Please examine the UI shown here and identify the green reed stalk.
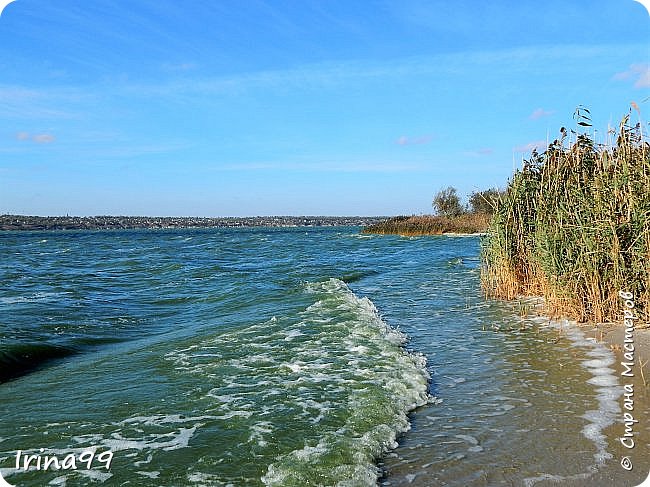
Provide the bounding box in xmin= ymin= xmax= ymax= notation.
xmin=481 ymin=110 xmax=650 ymax=324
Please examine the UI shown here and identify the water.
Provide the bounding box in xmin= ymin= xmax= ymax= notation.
xmin=0 ymin=227 xmax=647 ymax=486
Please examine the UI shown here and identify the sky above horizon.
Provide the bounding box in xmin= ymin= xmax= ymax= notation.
xmin=1 ymin=0 xmax=649 ymax=216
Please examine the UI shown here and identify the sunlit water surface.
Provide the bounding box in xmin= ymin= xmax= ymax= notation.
xmin=0 ymin=228 xmax=647 ymax=486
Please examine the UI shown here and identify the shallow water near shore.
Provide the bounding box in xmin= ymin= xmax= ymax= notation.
xmin=0 ymin=227 xmax=647 ymax=486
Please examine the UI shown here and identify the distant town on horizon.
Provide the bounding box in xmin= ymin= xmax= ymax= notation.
xmin=0 ymin=214 xmax=388 ymax=231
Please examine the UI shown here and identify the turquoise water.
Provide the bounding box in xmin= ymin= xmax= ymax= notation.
xmin=0 ymin=228 xmax=647 ymax=486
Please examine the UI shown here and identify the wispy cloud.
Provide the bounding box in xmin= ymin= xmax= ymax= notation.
xmin=529 ymin=108 xmax=554 ymax=120
xmin=396 ymin=135 xmax=433 ymax=146
xmin=59 ymin=138 xmax=192 ymax=160
xmin=3 ymin=44 xmax=640 ymax=112
xmin=162 ymin=62 xmax=197 ymax=72
xmin=513 ymin=140 xmax=546 ymax=152
xmin=0 ymin=85 xmax=90 ymax=119
xmin=15 ymin=131 xmax=56 ymax=144
xmin=33 ymin=133 xmax=56 ymax=144
xmin=213 ymin=160 xmax=424 ymax=173
xmin=120 ymin=44 xmax=639 ymax=99
xmin=614 ymin=63 xmax=650 ymax=88
xmin=95 ymin=142 xmax=189 ymax=158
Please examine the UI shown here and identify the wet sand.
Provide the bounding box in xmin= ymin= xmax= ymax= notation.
xmin=560 ymin=322 xmax=650 ymax=486
xmin=381 ymin=313 xmax=650 ymax=487
xmin=595 ymin=323 xmax=650 ymax=367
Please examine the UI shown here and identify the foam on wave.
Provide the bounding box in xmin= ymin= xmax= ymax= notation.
xmin=164 ymin=277 xmax=431 ymax=486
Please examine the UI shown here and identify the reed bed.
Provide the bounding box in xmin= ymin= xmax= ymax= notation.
xmin=362 ymin=213 xmax=490 ymax=236
xmin=482 ymin=110 xmax=650 ymax=324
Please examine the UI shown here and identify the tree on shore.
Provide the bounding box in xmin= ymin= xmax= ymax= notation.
xmin=468 ymin=188 xmax=505 ymax=215
xmin=432 ymin=187 xmax=465 ymax=217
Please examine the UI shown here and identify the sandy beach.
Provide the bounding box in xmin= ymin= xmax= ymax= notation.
xmin=584 ymin=322 xmax=650 ymax=485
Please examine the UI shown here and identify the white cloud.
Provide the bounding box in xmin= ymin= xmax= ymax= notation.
xmin=529 ymin=108 xmax=554 ymax=120
xmin=396 ymin=135 xmax=432 ymax=146
xmin=14 ymin=131 xmax=56 ymax=144
xmin=614 ymin=63 xmax=650 ymax=88
xmin=32 ymin=133 xmax=56 ymax=144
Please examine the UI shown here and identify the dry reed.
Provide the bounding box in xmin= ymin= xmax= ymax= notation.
xmin=481 ymin=109 xmax=649 ymax=324
xmin=362 ymin=213 xmax=491 ymax=236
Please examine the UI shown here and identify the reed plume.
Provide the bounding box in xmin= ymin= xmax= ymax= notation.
xmin=482 ymin=108 xmax=650 ymax=324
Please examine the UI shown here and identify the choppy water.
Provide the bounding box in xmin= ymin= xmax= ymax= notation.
xmin=0 ymin=228 xmax=647 ymax=486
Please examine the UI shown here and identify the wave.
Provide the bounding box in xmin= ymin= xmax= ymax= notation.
xmin=339 ymin=269 xmax=378 ymax=284
xmin=261 ymin=279 xmax=431 ymax=486
xmin=0 ymin=291 xmax=71 ymax=305
xmin=0 ymin=335 xmax=127 ymax=384
xmin=0 ymin=342 xmax=79 ymax=383
xmin=163 ymin=278 xmax=431 ymax=486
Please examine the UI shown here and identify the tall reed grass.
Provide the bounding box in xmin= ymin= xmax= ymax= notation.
xmin=482 ymin=109 xmax=649 ymax=324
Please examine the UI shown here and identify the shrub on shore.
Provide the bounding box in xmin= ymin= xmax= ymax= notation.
xmin=433 ymin=186 xmax=465 ymax=217
xmin=469 ymin=188 xmax=505 ymax=215
xmin=362 ymin=185 xmax=499 ymax=236
xmin=481 ymin=109 xmax=649 ymax=324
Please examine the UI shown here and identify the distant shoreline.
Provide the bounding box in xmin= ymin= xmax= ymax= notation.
xmin=0 ymin=215 xmax=388 ymax=232
xmin=361 ymin=214 xmax=491 ymax=236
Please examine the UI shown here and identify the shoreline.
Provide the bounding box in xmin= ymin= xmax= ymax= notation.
xmin=0 ymin=215 xmax=387 ymax=231
xmin=588 ymin=323 xmax=650 ymax=370
xmin=487 ymin=294 xmax=649 ymax=483
xmin=588 ymin=322 xmax=650 ymax=484
xmin=557 ymin=318 xmax=650 ymax=484
xmin=379 ymin=232 xmax=486 ymax=237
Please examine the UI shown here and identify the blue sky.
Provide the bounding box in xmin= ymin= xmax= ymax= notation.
xmin=0 ymin=0 xmax=648 ymax=216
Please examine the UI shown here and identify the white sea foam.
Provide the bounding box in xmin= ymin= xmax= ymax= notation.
xmin=187 ymin=471 xmax=237 ymax=486
xmin=48 ymin=476 xmax=68 ymax=485
xmin=101 ymin=426 xmax=197 ymax=452
xmin=283 ymin=329 xmax=304 ymax=341
xmin=133 ymin=453 xmax=153 ymax=467
xmin=15 ymin=412 xmax=213 ymax=480
xmin=284 ymin=362 xmax=303 ymax=373
xmin=0 ymin=291 xmax=70 ymax=305
xmin=527 ymin=315 xmax=622 ymax=482
xmin=161 ymin=278 xmax=431 ymax=486
xmin=77 ymin=469 xmax=113 ymax=483
xmin=258 ymin=279 xmax=431 ymax=485
xmin=455 ymin=434 xmax=479 ymax=445
xmin=137 ymin=470 xmax=160 ymax=478
xmin=118 ymin=414 xmax=218 ymax=426
xmin=582 ymin=357 xmax=615 ymax=368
